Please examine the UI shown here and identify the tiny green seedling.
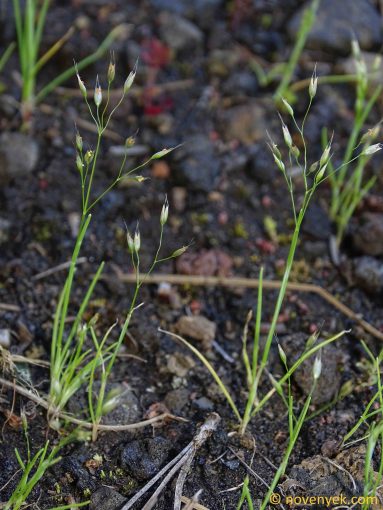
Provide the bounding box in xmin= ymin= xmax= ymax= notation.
xmin=12 ymin=0 xmax=125 ymax=126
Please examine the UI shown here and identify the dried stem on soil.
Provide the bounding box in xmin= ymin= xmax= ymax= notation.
xmin=121 ymin=413 xmax=221 ymax=510
xmin=110 ymin=272 xmax=383 ymax=342
xmin=0 ymin=376 xmax=186 ymax=432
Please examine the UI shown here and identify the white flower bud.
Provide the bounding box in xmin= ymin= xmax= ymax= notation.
xmin=282 ymin=97 xmax=294 ymax=117
xmin=351 ymin=38 xmax=361 ymax=60
xmin=309 ymin=66 xmax=318 ymax=99
xmin=124 ymin=60 xmax=138 ymax=94
xmin=278 ymin=344 xmax=287 ymax=365
xmin=291 ymin=145 xmax=300 ymax=159
xmin=84 ymin=150 xmax=94 ymax=165
xmin=94 ymin=76 xmax=102 ymax=107
xmin=363 ymin=143 xmax=382 ymax=156
xmin=282 ymin=123 xmax=293 ymax=149
xmin=76 ymin=154 xmax=83 ymax=173
xmin=160 ymin=196 xmax=169 ymax=226
xmin=134 ymin=226 xmax=140 ymax=253
xmin=76 ymin=71 xmax=87 ymax=98
xmin=151 ymin=148 xmax=173 ymax=159
xmin=75 ymin=132 xmax=83 ymax=153
xmin=313 ymin=355 xmax=322 ymax=380
xmin=320 ymin=142 xmax=331 ymax=168
xmin=127 ymin=231 xmax=134 ymax=253
xmin=315 ymin=161 xmax=328 ymax=183
xmin=107 ymin=61 xmax=115 ymax=84
xmin=171 ymin=246 xmax=188 ymax=258
xmin=273 ymin=153 xmax=286 ymax=173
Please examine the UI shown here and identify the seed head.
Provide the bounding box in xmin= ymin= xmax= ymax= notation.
xmin=308 ymin=161 xmax=319 ymax=173
xmin=269 ymin=141 xmax=282 ymax=160
xmin=75 ymin=131 xmax=83 ymax=152
xmin=291 ymin=145 xmax=300 ymax=159
xmin=360 ymin=125 xmax=380 ymax=144
xmin=313 ymin=355 xmax=322 ymax=380
xmin=363 ymin=143 xmax=382 ymax=156
xmin=278 ymin=344 xmax=287 ymax=365
xmin=309 ymin=65 xmax=318 ymax=99
xmin=132 ymin=175 xmax=147 ymax=182
xmin=134 ymin=225 xmax=141 ymax=253
xmin=107 ymin=60 xmax=115 ymax=84
xmin=273 ymin=153 xmax=286 ymax=173
xmin=125 ymin=136 xmax=135 ymax=147
xmin=151 ymin=148 xmax=173 ymax=159
xmin=76 ymin=71 xmax=87 ymax=98
xmin=171 ymin=246 xmax=188 ymax=258
xmin=94 ymin=76 xmax=102 ymax=107
xmin=160 ymin=195 xmax=169 ymax=226
xmin=84 ymin=150 xmax=94 ymax=165
xmin=282 ymin=123 xmax=293 ymax=149
xmin=320 ymin=139 xmax=332 ymax=168
xmin=76 ymin=154 xmax=83 ymax=173
xmin=351 ymin=38 xmax=361 ymax=60
xmin=315 ymin=161 xmax=328 ymax=183
xmin=127 ymin=231 xmax=134 ymax=253
xmin=282 ymin=97 xmax=294 ymax=117
xmin=124 ymin=59 xmax=138 ymax=94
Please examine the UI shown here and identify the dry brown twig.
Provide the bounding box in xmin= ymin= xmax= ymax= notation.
xmin=111 ymin=272 xmax=383 ymax=342
xmin=121 ymin=413 xmax=220 ymax=510
xmin=0 ymin=376 xmax=186 ymax=432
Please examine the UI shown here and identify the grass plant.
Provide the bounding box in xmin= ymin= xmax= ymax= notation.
xmin=47 ymin=60 xmax=183 ymax=437
xmin=323 ymin=40 xmax=382 ymax=245
xmin=4 ymin=415 xmax=85 ymax=510
xmin=12 ymin=0 xmax=125 ymax=125
xmin=163 ymin=76 xmax=374 ymax=439
xmin=273 ymin=0 xmax=319 ymax=101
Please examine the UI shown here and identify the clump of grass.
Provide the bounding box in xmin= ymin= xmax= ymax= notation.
xmin=12 ymin=0 xmax=125 ymax=125
xmin=4 ymin=413 xmax=87 ymax=510
xmin=324 ymin=39 xmax=382 ymax=245
xmin=47 ymin=60 xmax=184 ymax=436
xmin=342 ymin=342 xmax=383 ymax=508
xmin=161 ymin=75 xmax=372 ymax=437
xmin=273 ymin=0 xmax=319 ymax=101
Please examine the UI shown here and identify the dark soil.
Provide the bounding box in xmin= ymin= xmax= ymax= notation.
xmin=1 ymin=1 xmax=383 ymax=509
